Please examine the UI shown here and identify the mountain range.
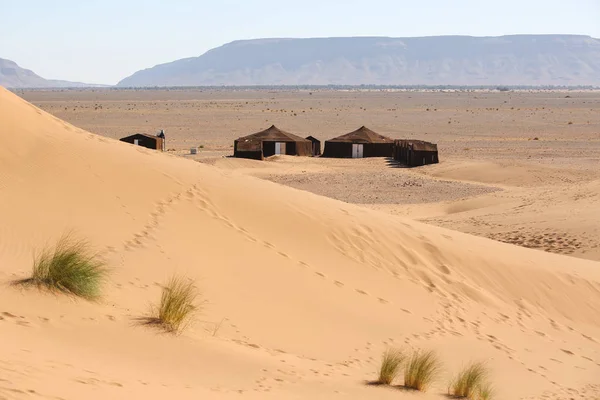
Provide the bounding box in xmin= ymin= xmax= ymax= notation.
xmin=117 ymin=35 xmax=600 ymax=87
xmin=3 ymin=35 xmax=600 ymax=88
xmin=0 ymin=58 xmax=101 ymax=88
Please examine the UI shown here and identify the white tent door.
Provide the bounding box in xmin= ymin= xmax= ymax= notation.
xmin=134 ymin=139 xmax=139 ymax=146
xmin=275 ymin=142 xmax=286 ymax=155
xmin=352 ymin=144 xmax=364 ymax=158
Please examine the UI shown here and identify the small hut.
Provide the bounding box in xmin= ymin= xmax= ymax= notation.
xmin=393 ymin=139 xmax=439 ymax=167
xmin=120 ymin=132 xmax=165 ymax=151
xmin=322 ymin=126 xmax=394 ymax=158
xmin=305 ymin=136 xmax=321 ymax=156
xmin=233 ymin=125 xmax=312 ymax=160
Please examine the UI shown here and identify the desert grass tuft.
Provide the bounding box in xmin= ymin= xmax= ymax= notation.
xmin=151 ymin=275 xmax=199 ymax=333
xmin=17 ymin=235 xmax=107 ymax=300
xmin=376 ymin=348 xmax=405 ymax=385
xmin=448 ymin=361 xmax=491 ymax=399
xmin=404 ymin=350 xmax=441 ymax=392
xmin=476 ymin=382 xmax=494 ymax=400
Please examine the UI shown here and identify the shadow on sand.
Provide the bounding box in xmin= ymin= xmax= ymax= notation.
xmin=385 ymin=157 xmax=410 ymax=169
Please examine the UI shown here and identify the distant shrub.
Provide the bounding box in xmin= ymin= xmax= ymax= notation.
xmin=17 ymin=235 xmax=107 ymax=300
xmin=404 ymin=350 xmax=441 ymax=392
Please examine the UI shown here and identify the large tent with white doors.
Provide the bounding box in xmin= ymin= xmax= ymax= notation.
xmin=322 ymin=126 xmax=394 ymax=158
xmin=233 ymin=125 xmax=313 ymax=160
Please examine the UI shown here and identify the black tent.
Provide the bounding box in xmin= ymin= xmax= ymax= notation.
xmin=120 ymin=133 xmax=165 ymax=151
xmin=393 ymin=139 xmax=439 ymax=167
xmin=322 ymin=126 xmax=394 ymax=158
xmin=234 ymin=125 xmax=312 ymax=160
xmin=305 ymin=136 xmax=321 ymax=156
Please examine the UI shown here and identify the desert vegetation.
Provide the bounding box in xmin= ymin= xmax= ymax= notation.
xmin=371 ymin=349 xmax=495 ymax=397
xmin=146 ymin=275 xmax=200 ymax=333
xmin=448 ymin=362 xmax=493 ymax=399
xmin=376 ymin=348 xmax=405 ymax=385
xmin=16 ymin=234 xmax=107 ymax=300
xmin=403 ymin=350 xmax=442 ymax=392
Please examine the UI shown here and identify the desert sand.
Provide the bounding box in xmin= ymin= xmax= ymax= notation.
xmin=18 ymin=88 xmax=600 ymax=260
xmin=2 ymin=87 xmax=600 ymax=399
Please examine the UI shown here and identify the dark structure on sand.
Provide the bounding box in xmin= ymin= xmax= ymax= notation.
xmin=305 ymin=136 xmax=321 ymax=156
xmin=322 ymin=126 xmax=394 ymax=158
xmin=393 ymin=139 xmax=439 ymax=167
xmin=233 ymin=125 xmax=315 ymax=160
xmin=120 ymin=130 xmax=165 ymax=151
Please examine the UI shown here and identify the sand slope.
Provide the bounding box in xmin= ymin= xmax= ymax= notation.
xmin=372 ymin=160 xmax=600 ymax=261
xmin=1 ymin=87 xmax=600 ymax=399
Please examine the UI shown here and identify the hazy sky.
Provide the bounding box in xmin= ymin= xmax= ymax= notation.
xmin=1 ymin=0 xmax=599 ymax=84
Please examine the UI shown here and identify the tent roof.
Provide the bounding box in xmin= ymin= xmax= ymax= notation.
xmin=236 ymin=125 xmax=310 ymax=143
xmin=326 ymin=126 xmax=394 ymax=144
xmin=120 ymin=133 xmax=161 ymax=141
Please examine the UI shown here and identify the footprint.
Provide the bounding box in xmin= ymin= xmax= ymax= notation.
xmin=277 ymin=252 xmax=290 ymax=259
xmin=435 ymin=264 xmax=452 ymax=275
xmin=355 ymin=289 xmax=369 ymax=296
xmin=334 ymin=281 xmax=345 ymax=287
xmin=582 ymin=334 xmax=596 ymax=342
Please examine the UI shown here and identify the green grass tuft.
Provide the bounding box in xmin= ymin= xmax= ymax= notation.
xmin=449 ymin=362 xmax=491 ymax=399
xmin=153 ymin=275 xmax=199 ymax=333
xmin=18 ymin=235 xmax=107 ymax=300
xmin=404 ymin=350 xmax=441 ymax=392
xmin=377 ymin=348 xmax=405 ymax=385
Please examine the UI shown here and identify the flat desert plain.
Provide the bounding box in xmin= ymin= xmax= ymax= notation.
xmin=1 ymin=87 xmax=599 ymax=400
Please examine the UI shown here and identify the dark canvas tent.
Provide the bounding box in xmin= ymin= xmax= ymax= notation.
xmin=120 ymin=133 xmax=165 ymax=151
xmin=305 ymin=136 xmax=321 ymax=156
xmin=233 ymin=125 xmax=312 ymax=160
xmin=322 ymin=126 xmax=394 ymax=158
xmin=393 ymin=139 xmax=439 ymax=167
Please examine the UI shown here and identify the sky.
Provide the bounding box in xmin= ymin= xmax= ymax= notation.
xmin=1 ymin=0 xmax=599 ymax=85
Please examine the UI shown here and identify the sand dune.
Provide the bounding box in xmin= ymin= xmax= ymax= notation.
xmin=361 ymin=160 xmax=600 ymax=261
xmin=421 ymin=160 xmax=594 ymax=188
xmin=2 ymin=86 xmax=600 ymax=399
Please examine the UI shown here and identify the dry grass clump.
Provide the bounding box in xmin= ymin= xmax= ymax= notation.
xmin=376 ymin=348 xmax=405 ymax=385
xmin=404 ymin=350 xmax=441 ymax=392
xmin=448 ymin=361 xmax=493 ymax=399
xmin=477 ymin=382 xmax=494 ymax=400
xmin=17 ymin=235 xmax=107 ymax=300
xmin=150 ymin=275 xmax=200 ymax=333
